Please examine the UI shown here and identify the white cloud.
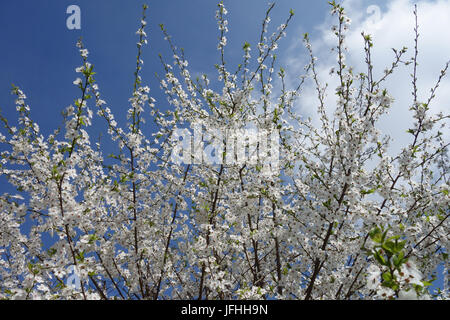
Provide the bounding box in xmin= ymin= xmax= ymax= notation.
xmin=286 ymin=0 xmax=450 ymax=155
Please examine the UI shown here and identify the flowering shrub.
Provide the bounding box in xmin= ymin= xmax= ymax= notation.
xmin=0 ymin=2 xmax=448 ymax=300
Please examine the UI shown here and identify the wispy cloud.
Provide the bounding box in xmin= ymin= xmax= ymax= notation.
xmin=286 ymin=0 xmax=450 ymax=155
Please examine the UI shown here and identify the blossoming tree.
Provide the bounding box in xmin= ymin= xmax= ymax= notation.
xmin=0 ymin=2 xmax=448 ymax=300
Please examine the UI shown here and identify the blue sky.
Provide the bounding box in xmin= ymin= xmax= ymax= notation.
xmin=0 ymin=0 xmax=330 ymax=137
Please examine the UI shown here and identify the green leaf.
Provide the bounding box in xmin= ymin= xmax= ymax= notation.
xmin=421 ymin=280 xmax=433 ymax=287
xmin=387 ymin=235 xmax=400 ymax=242
xmin=369 ymin=227 xmax=382 ymax=243
xmin=76 ymin=251 xmax=85 ymax=262
xmin=393 ymin=251 xmax=405 ymax=268
xmin=273 ymin=108 xmax=279 ymax=123
xmin=361 ymin=187 xmax=376 ymax=195
xmin=382 ymin=241 xmax=395 ymax=255
xmin=322 ymin=199 xmax=332 ymax=210
xmin=47 ymin=248 xmax=57 ymax=257
xmin=395 ymin=240 xmax=406 ymax=252
xmin=381 ymin=228 xmax=389 ymax=243
xmin=382 ymin=272 xmax=392 ymax=282
xmin=89 ymin=234 xmax=99 ymax=244
xmin=374 ymin=250 xmax=386 ymax=265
